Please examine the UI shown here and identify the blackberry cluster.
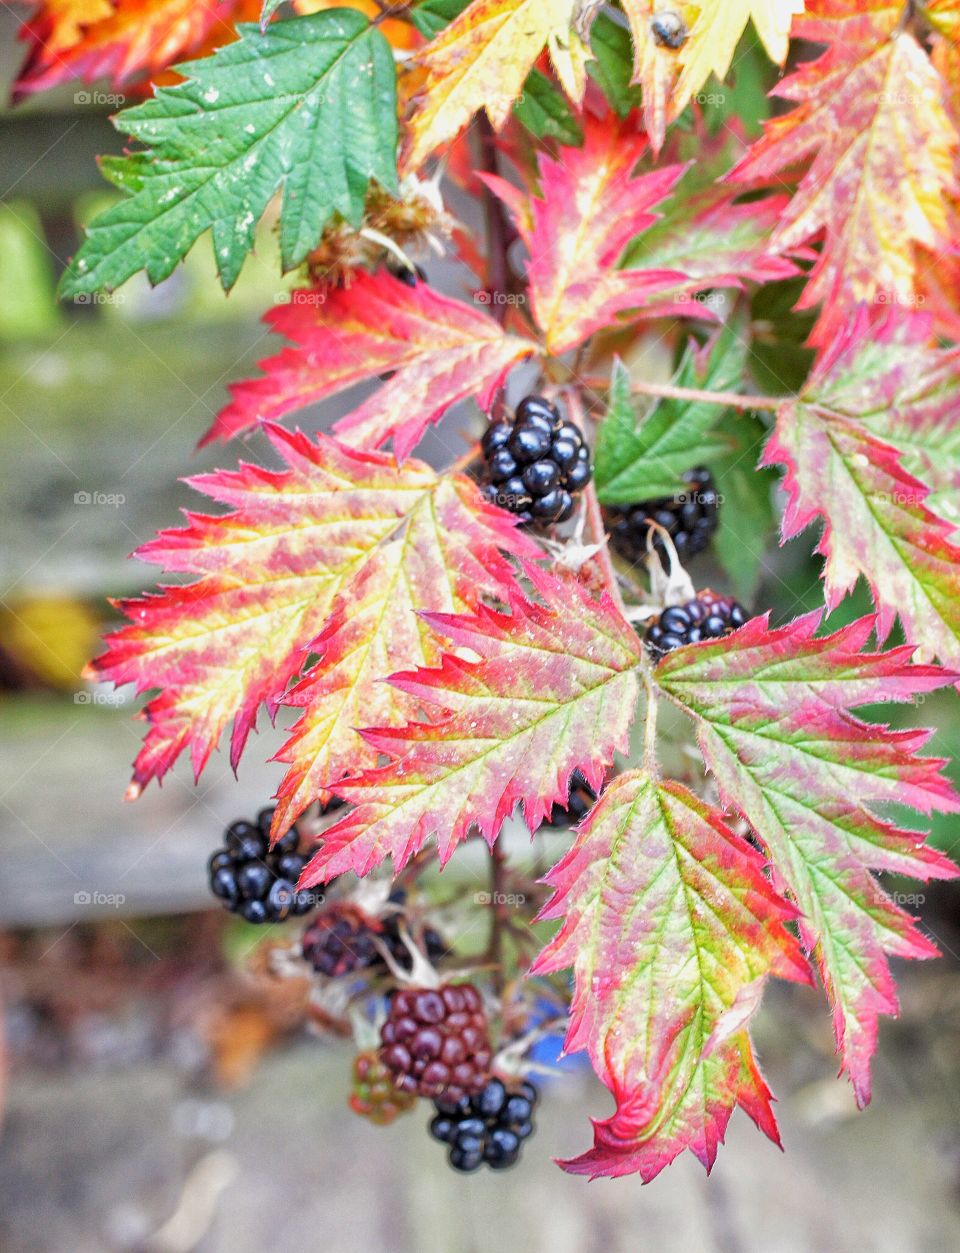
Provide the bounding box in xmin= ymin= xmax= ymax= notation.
xmin=348 ymin=1049 xmax=416 ymax=1126
xmin=644 ymin=592 xmax=748 ymax=660
xmin=607 ymin=466 xmax=718 ymax=564
xmin=379 ymin=983 xmax=492 ymax=1101
xmin=480 ymin=395 xmax=592 ymax=525
xmin=207 ymin=806 xmax=326 ymax=924
xmin=430 ymin=1078 xmax=538 ymax=1172
xmin=545 ymin=769 xmax=597 ymax=828
xmin=302 ymin=907 xmax=446 ymax=978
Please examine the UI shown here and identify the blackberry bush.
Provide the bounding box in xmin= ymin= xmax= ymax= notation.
xmin=52 ymin=0 xmax=960 ymax=1190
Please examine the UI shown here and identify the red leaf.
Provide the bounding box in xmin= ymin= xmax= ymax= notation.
xmin=301 ymin=565 xmax=642 ymax=881
xmin=482 ymin=112 xmax=800 ymax=355
xmin=89 ymin=427 xmax=532 ymax=795
xmin=656 ymin=609 xmax=960 ymax=1106
xmin=204 ymin=270 xmax=537 ymax=458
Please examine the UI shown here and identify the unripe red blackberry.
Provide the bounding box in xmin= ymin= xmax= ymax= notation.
xmin=606 ymin=466 xmax=718 ymax=565
xmin=348 ymin=1049 xmax=416 ymax=1126
xmin=644 ymin=592 xmax=748 ymax=660
xmin=379 ymin=983 xmax=492 ymax=1101
xmin=479 ymin=395 xmax=592 ymax=526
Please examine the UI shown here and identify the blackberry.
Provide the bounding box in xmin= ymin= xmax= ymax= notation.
xmin=607 ymin=466 xmax=718 ymax=565
xmin=644 ymin=592 xmax=748 ymax=660
xmin=380 ymin=983 xmax=491 ymax=1101
xmin=302 ymin=907 xmax=446 ymax=977
xmin=429 ymin=1077 xmax=538 ymax=1172
xmin=545 ymin=769 xmax=596 ymax=828
xmin=385 ymin=257 xmax=427 ymax=287
xmin=206 ymin=802 xmax=339 ymax=924
xmin=650 ymin=11 xmax=688 ymax=48
xmin=479 ymin=395 xmax=592 ymax=526
xmin=348 ymin=1049 xmax=416 ymax=1126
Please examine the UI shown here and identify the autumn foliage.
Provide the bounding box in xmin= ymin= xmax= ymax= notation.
xmin=15 ymin=0 xmax=960 ymax=1181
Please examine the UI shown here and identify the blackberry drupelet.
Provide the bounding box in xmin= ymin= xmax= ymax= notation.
xmin=380 ymin=983 xmax=492 ymax=1101
xmin=479 ymin=394 xmax=592 ymax=526
xmin=207 ymin=803 xmax=336 ymax=924
xmin=302 ymin=907 xmax=446 ymax=978
xmin=607 ymin=466 xmax=718 ymax=564
xmin=429 ymin=1077 xmax=539 ymax=1172
xmin=644 ymin=592 xmax=748 ymax=660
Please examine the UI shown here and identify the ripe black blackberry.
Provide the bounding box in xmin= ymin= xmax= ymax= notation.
xmin=479 ymin=395 xmax=592 ymax=526
xmin=385 ymin=258 xmax=427 ymax=287
xmin=206 ymin=802 xmax=339 ymax=924
xmin=380 ymin=983 xmax=492 ymax=1101
xmin=644 ymin=592 xmax=748 ymax=660
xmin=607 ymin=466 xmax=718 ymax=565
xmin=545 ymin=769 xmax=597 ymax=828
xmin=429 ymin=1077 xmax=539 ymax=1172
xmin=650 ymin=11 xmax=688 ymax=48
xmin=302 ymin=906 xmax=446 ymax=978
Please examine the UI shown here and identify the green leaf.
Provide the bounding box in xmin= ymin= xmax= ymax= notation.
xmin=411 ymin=0 xmax=471 ymax=38
xmin=513 ymin=69 xmax=583 ymax=146
xmin=710 ymin=410 xmax=777 ymax=601
xmin=594 ymin=327 xmax=747 ymax=505
xmin=587 ymin=13 xmax=642 ymax=119
xmin=59 ymin=13 xmax=398 ymax=297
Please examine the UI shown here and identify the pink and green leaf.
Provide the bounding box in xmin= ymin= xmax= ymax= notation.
xmin=300 ymin=566 xmax=642 ymax=881
xmin=534 ymin=771 xmax=811 ymax=1180
xmin=765 ymin=310 xmax=960 ymax=666
xmin=656 ymin=609 xmax=960 ymax=1106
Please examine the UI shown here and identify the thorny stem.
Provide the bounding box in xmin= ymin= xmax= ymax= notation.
xmin=582 ymin=376 xmax=784 ymax=412
xmin=487 ymin=841 xmax=509 ymax=995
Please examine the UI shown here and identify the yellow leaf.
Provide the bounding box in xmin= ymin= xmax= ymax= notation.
xmin=402 ymin=0 xmax=578 ymax=171
xmin=674 ymin=0 xmax=804 ymax=114
xmin=619 ymin=1 xmax=699 ymax=152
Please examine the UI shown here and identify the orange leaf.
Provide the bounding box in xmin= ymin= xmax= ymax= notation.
xmin=401 ymin=0 xmax=584 ymax=172
xmin=15 ymin=0 xmax=252 ymax=96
